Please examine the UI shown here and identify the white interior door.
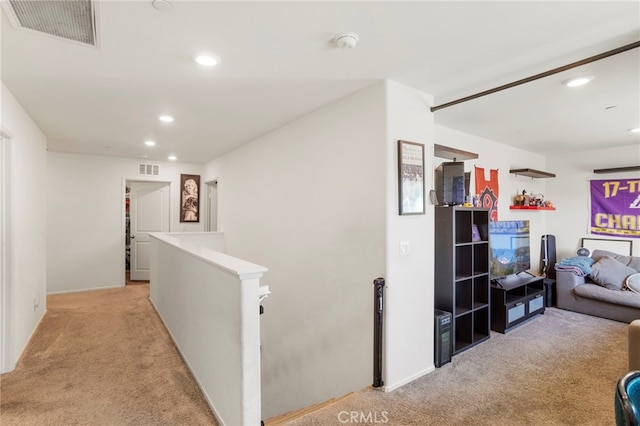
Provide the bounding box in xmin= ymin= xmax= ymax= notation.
xmin=129 ymin=182 xmax=170 ymax=281
xmin=206 ymin=180 xmax=218 ymax=232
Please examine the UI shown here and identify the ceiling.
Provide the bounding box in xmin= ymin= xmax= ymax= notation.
xmin=1 ymin=1 xmax=639 ymax=164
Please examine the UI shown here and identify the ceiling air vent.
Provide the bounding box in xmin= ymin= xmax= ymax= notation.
xmin=2 ymin=0 xmax=99 ymax=47
xmin=138 ymin=164 xmax=160 ymax=176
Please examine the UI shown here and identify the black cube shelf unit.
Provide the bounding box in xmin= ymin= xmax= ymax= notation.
xmin=435 ymin=207 xmax=490 ymax=355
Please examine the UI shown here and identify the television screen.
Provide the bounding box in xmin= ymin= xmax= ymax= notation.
xmin=489 ymin=220 xmax=531 ymax=278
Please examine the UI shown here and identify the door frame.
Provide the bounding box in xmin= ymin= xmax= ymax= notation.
xmin=1 ymin=128 xmax=14 ymax=373
xmin=121 ymin=178 xmax=171 ymax=285
xmin=205 ymin=178 xmax=219 ymax=232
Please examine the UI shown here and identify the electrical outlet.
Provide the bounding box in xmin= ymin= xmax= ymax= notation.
xmin=33 ymin=297 xmax=39 ymax=311
xmin=400 ymin=241 xmax=411 ymax=256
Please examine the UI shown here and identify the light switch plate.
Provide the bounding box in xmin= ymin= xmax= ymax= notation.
xmin=400 ymin=241 xmax=410 ymax=256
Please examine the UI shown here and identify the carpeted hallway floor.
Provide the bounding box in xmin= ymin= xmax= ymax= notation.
xmin=0 ymin=284 xmax=630 ymax=425
xmin=0 ymin=284 xmax=217 ymax=425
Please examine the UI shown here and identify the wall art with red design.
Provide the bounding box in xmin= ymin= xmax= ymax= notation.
xmin=475 ymin=166 xmax=499 ymax=221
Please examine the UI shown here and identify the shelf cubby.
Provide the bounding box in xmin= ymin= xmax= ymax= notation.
xmin=455 ymin=280 xmax=473 ymax=314
xmin=455 ymin=246 xmax=472 ymax=278
xmin=454 ymin=210 xmax=473 ymax=243
xmin=474 ymin=275 xmax=489 ymax=307
xmin=454 ymin=313 xmax=473 ymax=352
xmin=473 ymin=243 xmax=489 ymax=275
xmin=474 ymin=307 xmax=490 ymax=341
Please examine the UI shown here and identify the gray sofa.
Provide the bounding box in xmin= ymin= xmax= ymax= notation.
xmin=556 ymin=249 xmax=640 ymax=323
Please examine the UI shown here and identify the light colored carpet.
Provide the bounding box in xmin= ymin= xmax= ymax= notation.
xmin=284 ymin=308 xmax=628 ymax=425
xmin=1 ymin=285 xmax=628 ymax=426
xmin=0 ymin=284 xmax=217 ymax=425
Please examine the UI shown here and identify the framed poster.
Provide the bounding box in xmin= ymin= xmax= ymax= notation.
xmin=581 ymin=237 xmax=632 ymax=256
xmin=398 ymin=140 xmax=425 ymax=215
xmin=180 ymin=174 xmax=200 ymax=222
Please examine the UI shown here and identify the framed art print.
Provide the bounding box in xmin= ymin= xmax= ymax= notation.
xmin=180 ymin=174 xmax=200 ymax=222
xmin=398 ymin=140 xmax=425 ymax=215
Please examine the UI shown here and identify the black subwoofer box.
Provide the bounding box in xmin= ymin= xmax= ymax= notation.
xmin=435 ymin=309 xmax=452 ymax=367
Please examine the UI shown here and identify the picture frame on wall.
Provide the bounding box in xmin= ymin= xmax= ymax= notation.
xmin=398 ymin=140 xmax=425 ymax=215
xmin=180 ymin=174 xmax=200 ymax=222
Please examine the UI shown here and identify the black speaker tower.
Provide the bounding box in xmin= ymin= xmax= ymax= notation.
xmin=540 ymin=235 xmax=557 ymax=279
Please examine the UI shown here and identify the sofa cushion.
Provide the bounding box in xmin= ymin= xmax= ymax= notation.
xmin=574 ymin=283 xmax=640 ymax=309
xmin=590 ymin=256 xmax=638 ymax=290
xmin=592 ymin=250 xmax=640 ymax=272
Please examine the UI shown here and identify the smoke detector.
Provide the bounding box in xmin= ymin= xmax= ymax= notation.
xmin=335 ymin=32 xmax=359 ymax=49
xmin=152 ymin=0 xmax=173 ymax=12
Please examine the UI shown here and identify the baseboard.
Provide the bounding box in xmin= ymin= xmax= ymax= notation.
xmin=148 ymin=297 xmax=226 ymax=426
xmin=382 ymin=365 xmax=435 ymax=392
xmin=47 ymin=284 xmax=124 ymax=295
xmin=4 ymin=308 xmax=47 ymax=374
xmin=264 ymin=392 xmax=353 ymax=425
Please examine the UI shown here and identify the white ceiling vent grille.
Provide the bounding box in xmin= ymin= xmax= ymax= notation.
xmin=3 ymin=0 xmax=99 ymax=47
xmin=138 ymin=164 xmax=160 ymax=176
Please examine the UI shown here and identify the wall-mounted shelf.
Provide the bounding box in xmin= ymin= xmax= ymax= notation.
xmin=510 ymin=206 xmax=556 ymax=211
xmin=509 ymin=168 xmax=555 ymax=179
xmin=434 ymin=144 xmax=478 ymax=161
xmin=593 ymin=165 xmax=640 ymax=174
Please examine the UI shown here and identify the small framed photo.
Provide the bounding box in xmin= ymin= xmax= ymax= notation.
xmin=180 ymin=174 xmax=200 ymax=222
xmin=472 ymin=224 xmax=481 ymax=242
xmin=398 ymin=140 xmax=425 ymax=215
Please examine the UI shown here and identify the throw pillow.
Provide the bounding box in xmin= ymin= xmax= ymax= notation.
xmin=590 ymin=256 xmax=638 ymax=291
xmin=626 ymin=274 xmax=640 ymax=293
xmin=592 ymin=250 xmax=640 ymax=273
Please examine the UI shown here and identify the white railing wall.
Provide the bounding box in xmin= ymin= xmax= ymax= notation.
xmin=149 ymin=232 xmax=268 ymax=426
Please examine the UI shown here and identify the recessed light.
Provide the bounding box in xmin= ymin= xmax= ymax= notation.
xmin=144 ymin=140 xmax=156 ymax=146
xmin=630 ymin=127 xmax=640 ymax=133
xmin=563 ymin=76 xmax=593 ymax=88
xmin=159 ymin=115 xmax=174 ymax=123
xmin=168 ymin=155 xmax=177 ymax=161
xmin=193 ymin=54 xmax=219 ymax=67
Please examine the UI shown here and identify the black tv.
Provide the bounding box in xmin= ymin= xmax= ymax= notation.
xmin=489 ymin=220 xmax=531 ymax=279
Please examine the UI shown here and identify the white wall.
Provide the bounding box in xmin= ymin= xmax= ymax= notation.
xmin=150 ymin=233 xmax=266 ymax=426
xmin=204 ymin=83 xmax=387 ymax=418
xmin=434 ymin=125 xmax=551 ymax=272
xmin=547 ymin=144 xmax=640 ymax=259
xmin=1 ymin=82 xmax=47 ymax=372
xmin=201 ymin=80 xmax=556 ymax=415
xmin=46 ymin=152 xmax=203 ymax=293
xmin=380 ymin=81 xmax=550 ymax=392
xmin=383 ymin=80 xmax=435 ymax=390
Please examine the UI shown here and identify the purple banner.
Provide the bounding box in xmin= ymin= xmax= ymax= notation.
xmin=590 ymin=178 xmax=640 ymax=238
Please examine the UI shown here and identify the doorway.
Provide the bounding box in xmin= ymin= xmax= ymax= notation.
xmin=205 ymin=179 xmax=218 ymax=232
xmin=125 ymin=181 xmax=170 ymax=284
